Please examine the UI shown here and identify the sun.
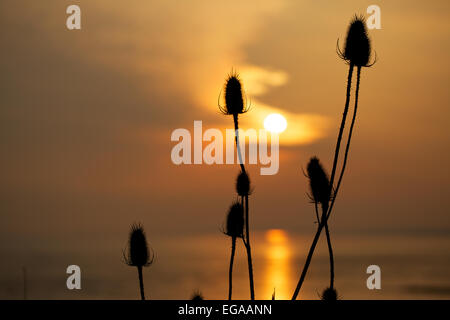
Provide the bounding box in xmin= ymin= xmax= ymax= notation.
xmin=264 ymin=113 xmax=287 ymax=133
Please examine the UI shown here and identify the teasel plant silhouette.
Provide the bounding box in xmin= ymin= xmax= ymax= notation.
xmin=219 ymin=71 xmax=255 ymax=300
xmin=306 ymin=158 xmax=337 ymax=297
xmin=219 ymin=70 xmax=250 ymax=173
xmin=332 ymin=14 xmax=375 ymax=218
xmin=292 ymin=15 xmax=375 ymax=300
xmin=321 ymin=286 xmax=339 ymax=301
xmin=236 ymin=170 xmax=255 ymax=300
xmin=191 ymin=290 xmax=204 ymax=301
xmin=223 ymin=201 xmax=244 ymax=300
xmin=123 ymin=223 xmax=155 ymax=300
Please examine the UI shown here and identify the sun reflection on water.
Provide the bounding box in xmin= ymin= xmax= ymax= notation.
xmin=263 ymin=229 xmax=292 ymax=300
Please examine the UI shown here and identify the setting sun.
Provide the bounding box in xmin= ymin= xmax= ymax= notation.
xmin=264 ymin=113 xmax=287 ymax=133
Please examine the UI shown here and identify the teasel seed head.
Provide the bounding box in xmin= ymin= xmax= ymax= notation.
xmin=219 ymin=71 xmax=249 ymax=116
xmin=337 ymin=15 xmax=375 ymax=67
xmin=306 ymin=157 xmax=331 ymax=209
xmin=236 ymin=171 xmax=251 ymax=196
xmin=321 ymin=287 xmax=338 ymax=301
xmin=124 ymin=223 xmax=154 ymax=267
xmin=224 ymin=201 xmax=244 ymax=238
xmin=191 ymin=290 xmax=204 ymax=301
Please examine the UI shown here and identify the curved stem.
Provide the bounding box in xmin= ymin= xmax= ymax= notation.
xmin=137 ymin=266 xmax=145 ymax=300
xmin=328 ymin=63 xmax=354 ymax=206
xmin=324 ymin=222 xmax=334 ymax=289
xmin=233 ymin=114 xmax=246 ymax=174
xmin=244 ymin=195 xmax=255 ymax=300
xmin=292 ymin=63 xmax=354 ymax=300
xmin=316 ymin=203 xmax=334 ymax=288
xmin=291 ymin=221 xmax=325 ymax=300
xmin=228 ymin=237 xmax=236 ymax=300
xmin=327 ymin=67 xmax=361 ymax=221
xmin=232 ymin=113 xmax=253 ymax=299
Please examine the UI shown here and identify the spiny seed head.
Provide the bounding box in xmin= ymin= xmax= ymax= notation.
xmin=236 ymin=171 xmax=251 ymax=196
xmin=321 ymin=287 xmax=338 ymax=301
xmin=339 ymin=15 xmax=373 ymax=67
xmin=124 ymin=223 xmax=154 ymax=267
xmin=224 ymin=202 xmax=244 ymax=238
xmin=306 ymin=157 xmax=331 ymax=208
xmin=219 ymin=71 xmax=248 ymax=115
xmin=191 ymin=290 xmax=204 ymax=301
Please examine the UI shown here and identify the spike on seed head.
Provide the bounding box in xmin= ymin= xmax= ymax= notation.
xmin=321 ymin=287 xmax=338 ymax=301
xmin=219 ymin=71 xmax=248 ymax=115
xmin=124 ymin=223 xmax=154 ymax=267
xmin=338 ymin=15 xmax=373 ymax=67
xmin=306 ymin=157 xmax=331 ymax=209
xmin=236 ymin=171 xmax=251 ymax=196
xmin=224 ymin=202 xmax=244 ymax=238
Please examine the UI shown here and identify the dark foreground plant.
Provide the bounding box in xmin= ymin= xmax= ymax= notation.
xmin=191 ymin=290 xmax=204 ymax=301
xmin=236 ymin=171 xmax=254 ymax=300
xmin=321 ymin=287 xmax=338 ymax=301
xmin=292 ymin=15 xmax=374 ymax=300
xmin=124 ymin=223 xmax=154 ymax=300
xmin=306 ymin=157 xmax=335 ymax=290
xmin=219 ymin=71 xmax=249 ymax=173
xmin=223 ymin=201 xmax=244 ymax=300
xmin=219 ymin=72 xmax=255 ymax=300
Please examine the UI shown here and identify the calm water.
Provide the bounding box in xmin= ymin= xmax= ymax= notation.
xmin=0 ymin=230 xmax=449 ymax=300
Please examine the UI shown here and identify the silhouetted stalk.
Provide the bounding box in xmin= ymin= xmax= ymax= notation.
xmin=233 ymin=114 xmax=246 ymax=174
xmin=292 ymin=64 xmax=353 ymax=300
xmin=324 ymin=220 xmax=334 ymax=289
xmin=228 ymin=236 xmax=236 ymax=300
xmin=328 ymin=63 xmax=354 ymax=198
xmin=292 ymin=218 xmax=325 ymax=300
xmin=234 ymin=117 xmax=255 ymax=300
xmin=320 ymin=68 xmax=363 ymax=293
xmin=243 ymin=194 xmax=255 ymax=300
xmin=137 ymin=266 xmax=145 ymax=300
xmin=326 ymin=66 xmax=361 ymax=221
xmin=316 ymin=197 xmax=334 ymax=289
xmin=224 ymin=201 xmax=244 ymax=300
xmin=220 ymin=72 xmax=254 ymax=299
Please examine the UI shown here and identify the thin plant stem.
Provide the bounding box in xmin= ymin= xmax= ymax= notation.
xmin=315 ymin=201 xmax=334 ymax=289
xmin=291 ymin=219 xmax=325 ymax=300
xmin=328 ymin=63 xmax=354 ymax=198
xmin=233 ymin=113 xmax=254 ymax=299
xmin=324 ymin=221 xmax=334 ymax=289
xmin=326 ymin=66 xmax=361 ymax=221
xmin=244 ymin=194 xmax=255 ymax=300
xmin=292 ymin=63 xmax=354 ymax=300
xmin=228 ymin=237 xmax=236 ymax=300
xmin=137 ymin=266 xmax=145 ymax=300
xmin=233 ymin=114 xmax=246 ymax=174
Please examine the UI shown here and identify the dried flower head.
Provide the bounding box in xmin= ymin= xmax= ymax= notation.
xmin=306 ymin=157 xmax=331 ymax=209
xmin=124 ymin=223 xmax=154 ymax=267
xmin=337 ymin=15 xmax=374 ymax=67
xmin=191 ymin=290 xmax=204 ymax=301
xmin=236 ymin=171 xmax=251 ymax=196
xmin=224 ymin=202 xmax=244 ymax=238
xmin=219 ymin=71 xmax=249 ymax=115
xmin=321 ymin=287 xmax=338 ymax=301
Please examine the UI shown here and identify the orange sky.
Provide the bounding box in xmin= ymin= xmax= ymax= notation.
xmin=0 ymin=0 xmax=449 ymax=245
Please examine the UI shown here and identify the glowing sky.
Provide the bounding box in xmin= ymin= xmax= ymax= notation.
xmin=0 ymin=0 xmax=449 ymax=274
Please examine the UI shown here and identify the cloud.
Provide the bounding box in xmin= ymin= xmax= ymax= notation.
xmin=236 ymin=65 xmax=331 ymax=145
